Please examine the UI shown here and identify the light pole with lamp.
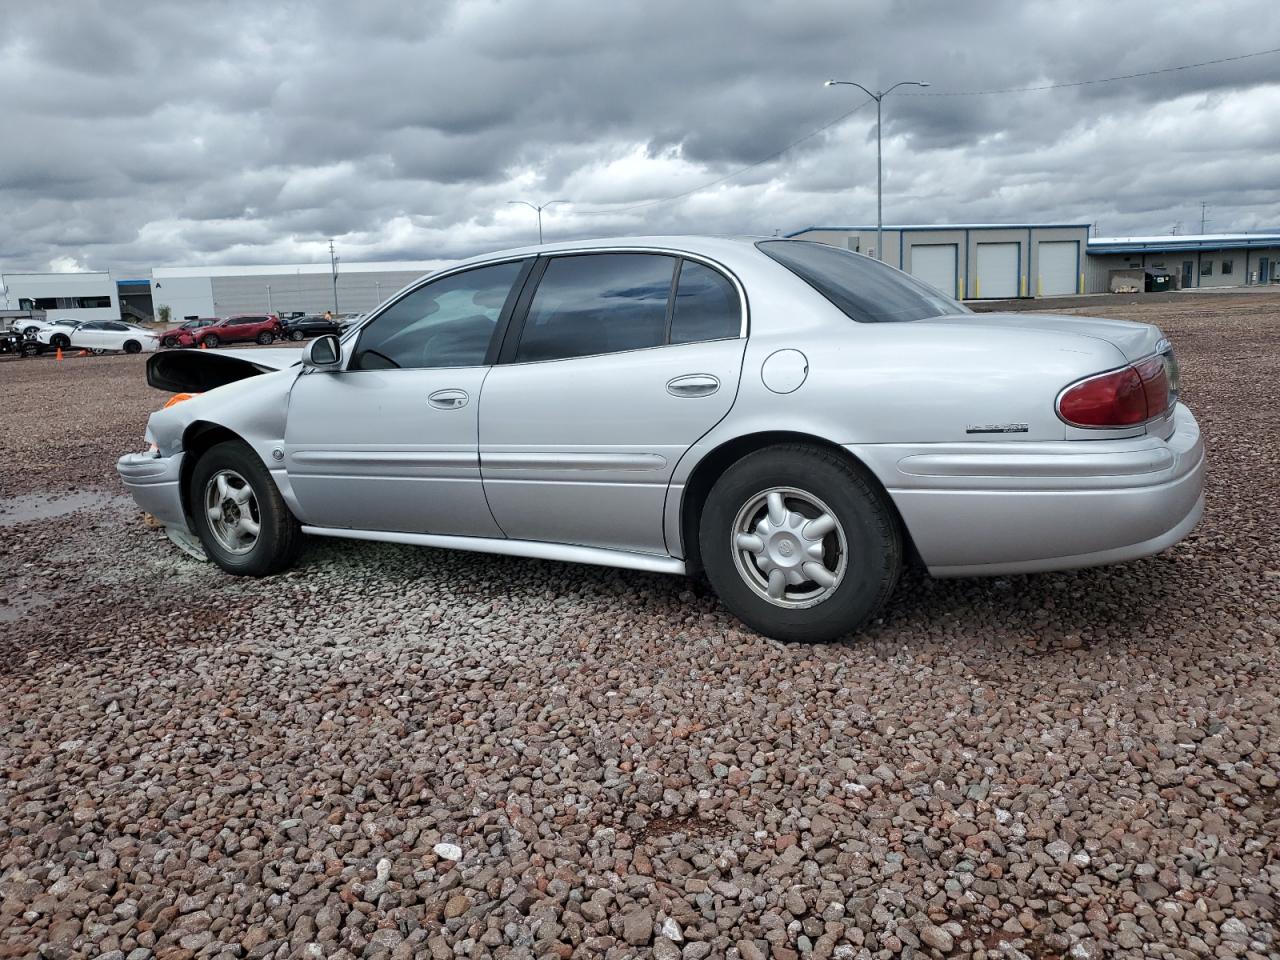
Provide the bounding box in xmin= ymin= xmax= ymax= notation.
xmin=824 ymin=78 xmax=929 ymax=262
xmin=507 ymin=199 xmax=569 ymax=244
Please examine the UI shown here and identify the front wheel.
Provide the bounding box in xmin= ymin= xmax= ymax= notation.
xmin=190 ymin=440 xmax=303 ymax=576
xmin=163 ymin=335 xmax=179 ymax=347
xmin=201 ymin=334 xmax=219 ymax=348
xmin=290 ymin=329 xmax=305 ymax=341
xmin=699 ymin=445 xmax=902 ymax=643
xmin=123 ymin=340 xmax=142 ymax=354
xmin=51 ymin=334 xmax=70 ymax=349
xmin=20 ymin=341 xmax=39 ymax=357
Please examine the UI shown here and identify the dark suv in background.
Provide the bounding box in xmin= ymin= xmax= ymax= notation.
xmin=280 ymin=314 xmax=343 ymax=341
xmin=200 ymin=314 xmax=281 ymax=347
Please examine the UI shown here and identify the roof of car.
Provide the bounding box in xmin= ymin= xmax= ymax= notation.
xmin=447 ymin=235 xmax=776 ymax=272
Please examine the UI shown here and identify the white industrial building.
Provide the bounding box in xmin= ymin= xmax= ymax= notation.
xmin=151 ymin=260 xmax=445 ymax=321
xmin=1084 ymin=233 xmax=1280 ymax=290
xmin=786 ymin=224 xmax=1091 ymax=299
xmin=0 ymin=271 xmax=122 ymax=322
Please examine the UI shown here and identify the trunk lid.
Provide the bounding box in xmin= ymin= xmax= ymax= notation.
xmin=927 ymin=312 xmax=1164 ymax=362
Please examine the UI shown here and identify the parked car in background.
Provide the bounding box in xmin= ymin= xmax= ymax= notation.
xmin=118 ymin=236 xmax=1204 ymax=643
xmin=159 ymin=317 xmax=221 ymax=348
xmin=22 ymin=316 xmax=81 ymax=341
xmin=41 ymin=319 xmax=158 ymax=354
xmin=280 ymin=314 xmax=343 ymax=341
xmin=199 ymin=314 xmax=281 ymax=347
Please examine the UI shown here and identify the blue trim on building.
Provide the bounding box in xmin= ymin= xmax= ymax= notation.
xmin=785 ymin=223 xmax=1090 ymax=238
xmin=1087 ymin=236 xmax=1280 ymax=254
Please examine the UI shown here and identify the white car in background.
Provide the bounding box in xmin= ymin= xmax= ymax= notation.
xmin=17 ymin=316 xmax=80 ymax=339
xmin=39 ymin=319 xmax=159 ymax=354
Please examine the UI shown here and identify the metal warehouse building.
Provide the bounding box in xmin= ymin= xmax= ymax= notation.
xmin=786 ymin=224 xmax=1090 ymax=299
xmin=1085 ymin=233 xmax=1280 ymax=290
xmin=150 ymin=260 xmax=445 ymax=321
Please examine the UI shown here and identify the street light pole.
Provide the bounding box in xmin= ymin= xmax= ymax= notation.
xmin=328 ymin=238 xmax=340 ymax=313
xmin=507 ymin=199 xmax=570 ymax=244
xmin=825 ymin=78 xmax=930 ymax=262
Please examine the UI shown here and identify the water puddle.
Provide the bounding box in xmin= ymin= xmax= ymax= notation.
xmin=0 ymin=490 xmax=132 ymax=527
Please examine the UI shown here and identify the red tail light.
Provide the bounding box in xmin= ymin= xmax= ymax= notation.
xmin=1058 ymin=355 xmax=1172 ymax=428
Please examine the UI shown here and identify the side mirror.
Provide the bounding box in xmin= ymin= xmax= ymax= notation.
xmin=303 ymin=334 xmax=341 ymax=370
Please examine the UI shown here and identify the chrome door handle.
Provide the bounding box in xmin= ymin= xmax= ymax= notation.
xmin=667 ymin=374 xmax=720 ymax=398
xmin=428 ymin=389 xmax=469 ymax=410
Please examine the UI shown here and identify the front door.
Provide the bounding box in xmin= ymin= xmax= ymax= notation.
xmin=70 ymin=321 xmax=107 ymax=349
xmin=283 ymin=259 xmax=529 ymax=536
xmin=479 ymin=252 xmax=746 ymax=555
xmin=1259 ymin=257 xmax=1271 ymax=284
xmin=1182 ymin=260 xmax=1194 ymax=289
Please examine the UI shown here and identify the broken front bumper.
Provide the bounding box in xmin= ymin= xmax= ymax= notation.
xmin=117 ymin=451 xmax=188 ymax=530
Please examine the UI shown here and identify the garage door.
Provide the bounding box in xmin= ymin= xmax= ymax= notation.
xmin=1037 ymin=241 xmax=1078 ymax=296
xmin=909 ymin=244 xmax=958 ymax=298
xmin=975 ymin=242 xmax=1019 ymax=299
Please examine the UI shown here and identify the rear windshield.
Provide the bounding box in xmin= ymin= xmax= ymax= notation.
xmin=757 ymin=240 xmax=969 ymax=323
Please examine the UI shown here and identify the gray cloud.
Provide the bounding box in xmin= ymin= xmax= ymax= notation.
xmin=1 ymin=0 xmax=1278 ymax=274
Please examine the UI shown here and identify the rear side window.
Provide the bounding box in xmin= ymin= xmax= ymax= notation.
xmin=516 ymin=254 xmax=675 ymax=362
xmin=351 ymin=260 xmax=524 ymax=370
xmin=669 ymin=260 xmax=740 ymax=343
xmin=757 ymin=240 xmax=968 ymax=323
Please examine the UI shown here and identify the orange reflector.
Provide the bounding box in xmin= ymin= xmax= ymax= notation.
xmin=163 ymin=392 xmax=200 ymax=409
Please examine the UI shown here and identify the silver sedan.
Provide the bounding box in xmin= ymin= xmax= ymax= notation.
xmin=118 ymin=237 xmax=1204 ymax=641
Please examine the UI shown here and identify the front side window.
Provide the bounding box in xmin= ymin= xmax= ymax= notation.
xmin=78 ymin=321 xmax=104 ymax=331
xmin=351 ymin=259 xmax=524 ymax=370
xmin=757 ymin=240 xmax=969 ymax=323
xmin=516 ymin=254 xmax=675 ymax=362
xmin=669 ymin=260 xmax=740 ymax=343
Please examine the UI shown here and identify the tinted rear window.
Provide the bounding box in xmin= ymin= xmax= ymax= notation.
xmin=757 ymin=240 xmax=968 ymax=323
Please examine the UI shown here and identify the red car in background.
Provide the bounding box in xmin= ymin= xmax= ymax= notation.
xmin=158 ymin=317 xmax=220 ymax=348
xmin=198 ymin=314 xmax=281 ymax=347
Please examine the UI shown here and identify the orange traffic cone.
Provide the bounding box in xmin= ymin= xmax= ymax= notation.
xmin=55 ymin=347 xmax=63 ymax=361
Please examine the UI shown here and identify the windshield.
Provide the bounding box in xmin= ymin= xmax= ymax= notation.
xmin=757 ymin=240 xmax=969 ymax=323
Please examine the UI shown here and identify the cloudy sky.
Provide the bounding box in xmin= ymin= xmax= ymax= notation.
xmin=2 ymin=0 xmax=1279 ymax=274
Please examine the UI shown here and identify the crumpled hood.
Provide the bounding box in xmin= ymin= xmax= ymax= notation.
xmin=146 ymin=347 xmax=303 ymax=393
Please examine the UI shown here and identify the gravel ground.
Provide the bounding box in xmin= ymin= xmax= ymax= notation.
xmin=1 ymin=297 xmax=1277 ymax=960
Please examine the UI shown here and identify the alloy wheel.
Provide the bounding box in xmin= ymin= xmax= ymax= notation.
xmin=731 ymin=486 xmax=847 ymax=609
xmin=204 ymin=469 xmax=261 ymax=555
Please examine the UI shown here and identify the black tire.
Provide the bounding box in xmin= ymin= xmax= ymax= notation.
xmin=123 ymin=340 xmax=142 ymax=354
xmin=20 ymin=325 xmax=39 ymax=337
xmin=20 ymin=341 xmax=39 ymax=357
xmin=699 ymin=445 xmax=902 ymax=643
xmin=202 ymin=334 xmax=219 ymax=348
xmin=256 ymin=331 xmax=274 ymax=345
xmin=290 ymin=329 xmax=305 ymax=341
xmin=190 ymin=440 xmax=303 ymax=576
xmin=163 ymin=335 xmax=179 ymax=347
xmin=51 ymin=334 xmax=70 ymax=349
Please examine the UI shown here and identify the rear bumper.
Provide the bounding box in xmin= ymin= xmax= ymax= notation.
xmin=852 ymin=403 xmax=1206 ymax=577
xmin=117 ymin=451 xmax=189 ymax=530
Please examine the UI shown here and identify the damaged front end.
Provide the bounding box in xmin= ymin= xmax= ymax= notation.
xmin=120 ymin=347 xmax=304 ymax=558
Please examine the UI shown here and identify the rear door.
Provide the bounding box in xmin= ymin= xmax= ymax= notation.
xmin=478 ymin=251 xmax=746 ymax=554
xmin=283 ymin=258 xmax=530 ymax=536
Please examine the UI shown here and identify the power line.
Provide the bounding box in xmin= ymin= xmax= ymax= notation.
xmin=575 ymin=97 xmax=873 ymax=215
xmin=570 ymin=45 xmax=1280 ymax=216
xmin=900 ymin=45 xmax=1280 ymax=97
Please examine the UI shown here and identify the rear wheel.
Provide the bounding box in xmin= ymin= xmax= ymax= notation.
xmin=256 ymin=331 xmax=274 ymax=345
xmin=202 ymin=334 xmax=219 ymax=348
xmin=699 ymin=445 xmax=902 ymax=643
xmin=189 ymin=440 xmax=303 ymax=576
xmin=20 ymin=341 xmax=39 ymax=357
